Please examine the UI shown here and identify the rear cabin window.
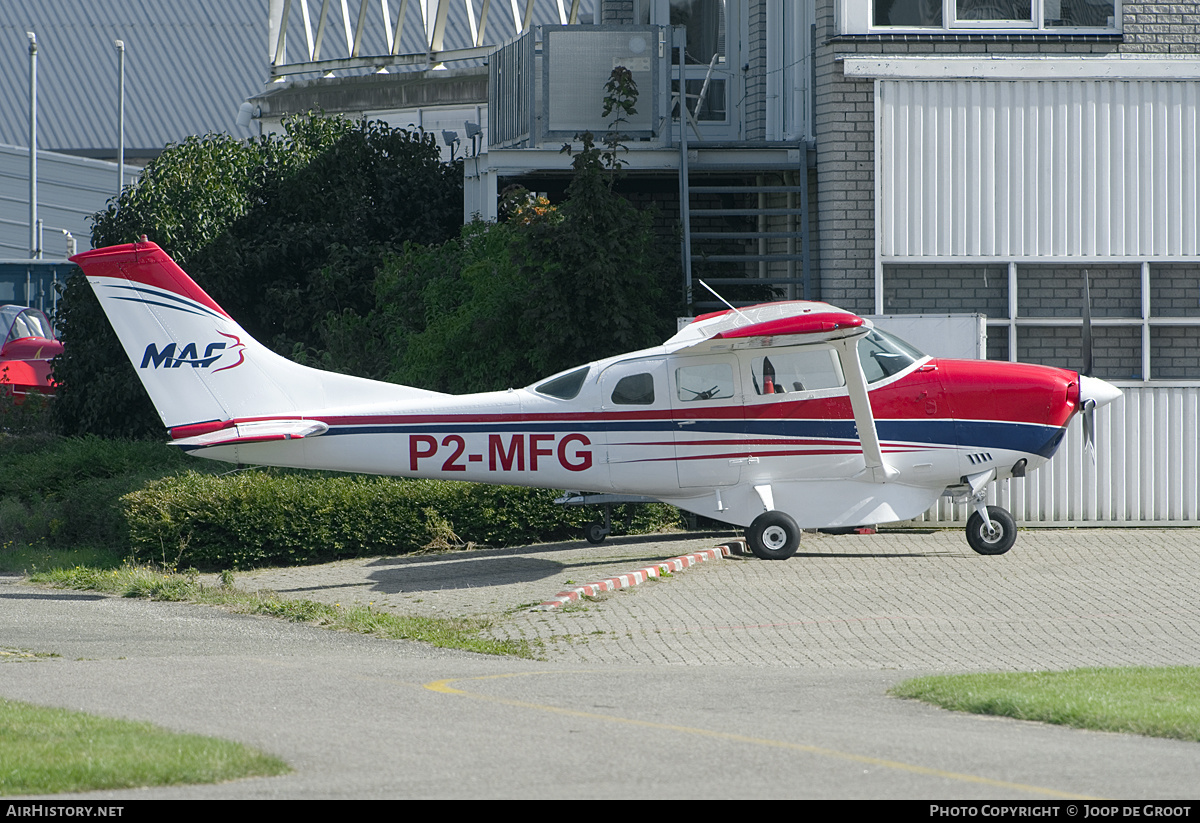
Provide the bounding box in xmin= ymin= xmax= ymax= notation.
xmin=751 ymin=349 xmax=844 ymax=395
xmin=676 ymin=363 xmax=734 ymax=402
xmin=535 ymin=366 xmax=589 ymax=400
xmin=611 ymin=373 xmax=655 ymax=405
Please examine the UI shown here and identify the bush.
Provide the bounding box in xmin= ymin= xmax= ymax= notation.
xmin=0 ymin=388 xmax=56 ymax=437
xmin=0 ymin=435 xmax=201 ymax=553
xmin=122 ymin=471 xmax=679 ymax=570
xmin=0 ymin=436 xmax=681 ymax=573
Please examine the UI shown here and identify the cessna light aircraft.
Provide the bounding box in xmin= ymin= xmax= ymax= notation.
xmin=71 ymin=239 xmax=1122 ymax=560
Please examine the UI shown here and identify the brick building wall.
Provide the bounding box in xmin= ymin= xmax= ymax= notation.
xmin=601 ymin=1 xmax=633 ymax=25
xmin=746 ymin=0 xmax=768 ymax=140
xmin=813 ymin=0 xmax=1200 ymax=377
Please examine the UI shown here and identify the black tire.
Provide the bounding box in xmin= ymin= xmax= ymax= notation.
xmin=584 ymin=521 xmax=608 ymax=544
xmin=746 ymin=511 xmax=801 ymax=560
xmin=965 ymin=506 xmax=1017 ymax=555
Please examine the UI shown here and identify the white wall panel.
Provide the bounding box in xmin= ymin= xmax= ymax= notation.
xmin=880 ymin=79 xmax=1200 ymax=260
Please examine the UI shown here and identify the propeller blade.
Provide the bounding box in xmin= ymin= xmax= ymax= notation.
xmin=1081 ymin=269 xmax=1093 ymax=378
xmin=1082 ymin=398 xmax=1097 ymax=459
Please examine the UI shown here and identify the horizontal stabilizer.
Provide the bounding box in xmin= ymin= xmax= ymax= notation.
xmin=169 ymin=418 xmax=329 ymax=448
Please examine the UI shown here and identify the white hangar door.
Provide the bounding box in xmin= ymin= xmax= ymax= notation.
xmin=877 ymin=77 xmax=1200 ymax=260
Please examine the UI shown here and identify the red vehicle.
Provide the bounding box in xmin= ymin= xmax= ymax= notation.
xmin=0 ymin=305 xmax=61 ymax=400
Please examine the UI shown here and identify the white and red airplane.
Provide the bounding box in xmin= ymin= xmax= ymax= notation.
xmin=0 ymin=304 xmax=62 ymax=401
xmin=71 ymin=238 xmax=1121 ymax=560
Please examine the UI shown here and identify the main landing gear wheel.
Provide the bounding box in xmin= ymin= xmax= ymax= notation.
xmin=584 ymin=521 xmax=608 ymax=544
xmin=965 ymin=505 xmax=1017 ymax=555
xmin=746 ymin=511 xmax=801 ymax=560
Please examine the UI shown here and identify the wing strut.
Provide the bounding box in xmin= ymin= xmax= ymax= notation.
xmin=833 ymin=337 xmax=898 ymax=483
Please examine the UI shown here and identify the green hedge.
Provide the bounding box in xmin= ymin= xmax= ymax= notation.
xmin=0 ymin=435 xmax=202 ymax=551
xmin=122 ymin=471 xmax=679 ymax=569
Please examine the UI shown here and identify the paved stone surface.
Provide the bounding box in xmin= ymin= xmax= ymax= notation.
xmin=6 ymin=527 xmax=1200 ymax=799
xmin=229 ymin=527 xmax=1200 ymax=671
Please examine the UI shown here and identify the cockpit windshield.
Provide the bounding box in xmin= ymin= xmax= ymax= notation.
xmin=0 ymin=306 xmax=55 ymax=345
xmin=857 ymin=329 xmax=926 ymax=384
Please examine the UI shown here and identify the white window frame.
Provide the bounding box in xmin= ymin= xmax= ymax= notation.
xmin=637 ymin=0 xmax=744 ymax=140
xmin=839 ymin=0 xmax=1122 ymax=34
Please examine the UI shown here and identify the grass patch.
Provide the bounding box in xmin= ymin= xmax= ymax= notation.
xmin=0 ymin=698 xmax=289 ymax=796
xmin=0 ymin=647 xmax=60 ymax=662
xmin=891 ymin=667 xmax=1200 ymax=742
xmin=33 ymin=564 xmax=532 ymax=658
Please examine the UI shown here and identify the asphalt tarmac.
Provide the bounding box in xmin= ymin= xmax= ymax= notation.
xmin=2 ymin=527 xmax=1199 ymax=799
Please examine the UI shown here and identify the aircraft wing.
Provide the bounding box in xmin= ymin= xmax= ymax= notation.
xmin=668 ymin=301 xmax=894 ymax=482
xmin=665 ymin=302 xmax=871 ymax=355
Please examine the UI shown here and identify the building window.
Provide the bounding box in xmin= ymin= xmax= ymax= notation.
xmin=881 ymin=263 xmax=1200 ymax=382
xmin=637 ymin=0 xmax=740 ymax=133
xmin=869 ymin=0 xmax=1119 ymax=31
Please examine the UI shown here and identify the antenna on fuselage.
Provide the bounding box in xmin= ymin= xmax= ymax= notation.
xmin=698 ymin=279 xmax=751 ymax=325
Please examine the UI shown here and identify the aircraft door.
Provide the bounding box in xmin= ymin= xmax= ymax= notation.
xmin=599 ymin=359 xmax=676 ymax=495
xmin=669 ymin=356 xmax=744 ymax=487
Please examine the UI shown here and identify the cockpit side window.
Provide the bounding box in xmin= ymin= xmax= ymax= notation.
xmin=676 ymin=362 xmax=734 ymax=402
xmin=750 ymin=348 xmax=844 ymax=396
xmin=857 ymin=329 xmax=925 ymax=384
xmin=611 ymin=373 xmax=655 ymax=405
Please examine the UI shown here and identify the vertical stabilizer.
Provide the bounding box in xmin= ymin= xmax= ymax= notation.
xmin=71 ymin=239 xmax=441 ymax=431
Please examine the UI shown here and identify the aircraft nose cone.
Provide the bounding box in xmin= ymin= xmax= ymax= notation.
xmin=1079 ymin=375 xmax=1122 ymax=410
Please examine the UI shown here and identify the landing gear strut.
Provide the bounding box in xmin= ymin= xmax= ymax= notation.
xmin=965 ymin=504 xmax=1016 ymax=555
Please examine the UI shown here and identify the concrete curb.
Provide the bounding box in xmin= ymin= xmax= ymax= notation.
xmin=531 ymin=540 xmax=745 ymax=611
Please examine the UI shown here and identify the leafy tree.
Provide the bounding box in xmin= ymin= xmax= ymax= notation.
xmin=519 ymin=66 xmax=675 ymax=377
xmin=518 ymin=128 xmax=672 ymax=379
xmin=327 ymin=67 xmax=677 ymax=394
xmin=54 ymin=115 xmax=462 ymax=438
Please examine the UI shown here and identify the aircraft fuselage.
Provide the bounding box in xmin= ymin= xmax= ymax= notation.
xmin=189 ymin=344 xmax=1080 ymax=530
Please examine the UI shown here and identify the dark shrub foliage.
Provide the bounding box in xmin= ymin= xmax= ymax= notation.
xmin=54 ymin=115 xmax=462 ymax=438
xmin=0 ymin=435 xmax=200 ymax=551
xmin=122 ymin=472 xmax=678 ymax=570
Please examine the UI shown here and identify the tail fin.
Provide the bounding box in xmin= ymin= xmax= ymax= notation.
xmin=71 ymin=239 xmax=440 ymax=433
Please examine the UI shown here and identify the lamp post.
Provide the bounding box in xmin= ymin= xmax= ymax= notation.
xmin=27 ymin=31 xmax=38 ymax=260
xmin=116 ymin=39 xmax=125 ymax=194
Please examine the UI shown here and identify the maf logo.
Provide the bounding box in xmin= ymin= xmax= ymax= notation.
xmin=139 ymin=333 xmax=245 ymax=372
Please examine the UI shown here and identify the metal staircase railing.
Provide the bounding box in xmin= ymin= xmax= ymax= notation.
xmin=684 ymin=173 xmax=813 ymax=309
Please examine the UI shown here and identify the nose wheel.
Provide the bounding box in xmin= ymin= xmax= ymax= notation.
xmin=965 ymin=505 xmax=1017 ymax=555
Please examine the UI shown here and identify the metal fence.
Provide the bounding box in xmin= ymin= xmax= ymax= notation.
xmin=488 ymin=31 xmax=535 ymax=148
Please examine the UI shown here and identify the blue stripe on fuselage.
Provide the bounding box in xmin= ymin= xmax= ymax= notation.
xmin=311 ymin=416 xmax=1067 ymax=459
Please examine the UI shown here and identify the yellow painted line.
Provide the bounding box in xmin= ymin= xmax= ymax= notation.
xmin=425 ymin=671 xmax=1096 ymax=800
